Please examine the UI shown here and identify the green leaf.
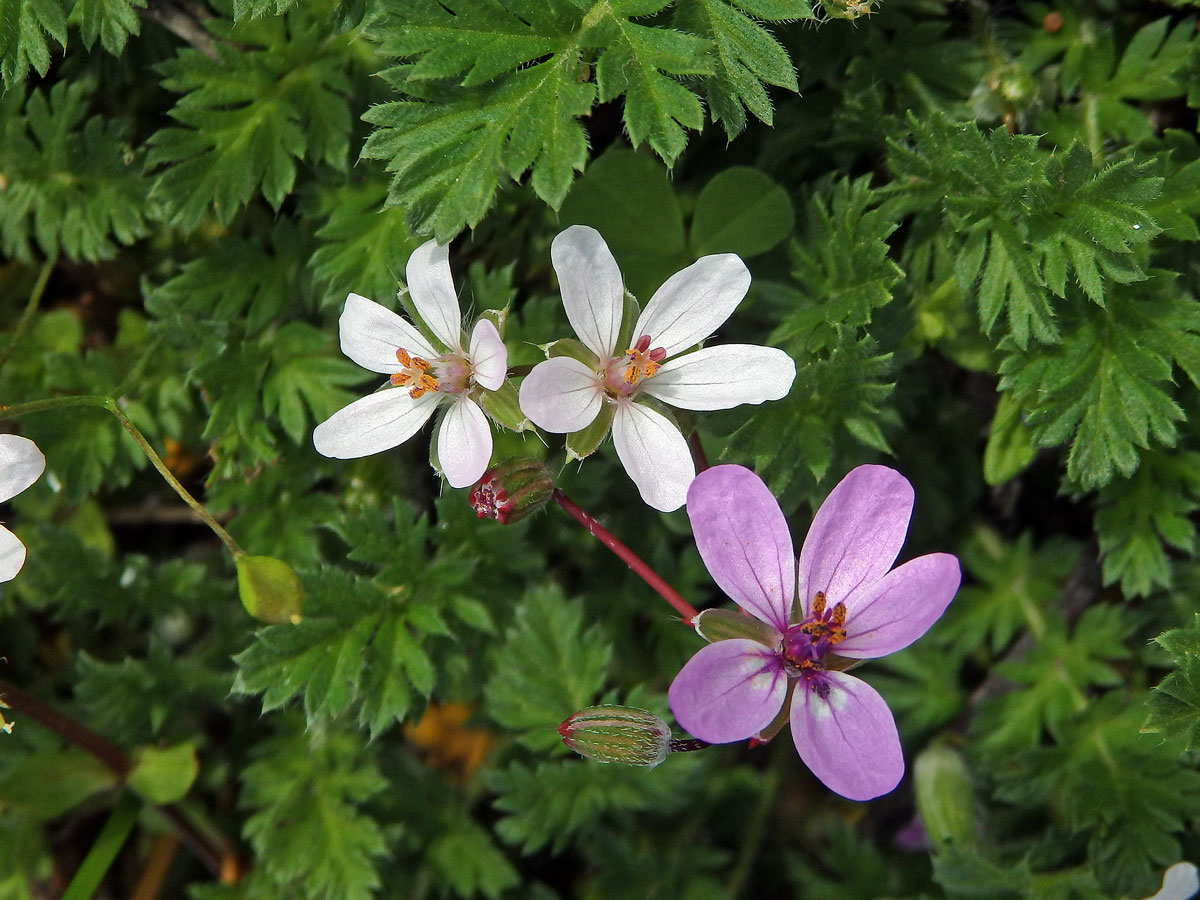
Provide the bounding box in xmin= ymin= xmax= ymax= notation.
xmin=147 ymin=9 xmax=355 ymax=230
xmin=674 ymin=0 xmax=809 ymax=138
xmin=1144 ymin=614 xmax=1200 ymax=750
xmin=0 ymin=0 xmax=67 ymax=88
xmin=488 ymin=751 xmax=703 ymax=854
xmin=69 ymin=0 xmax=144 ymax=54
xmin=690 ymin=166 xmax=795 ymax=258
xmin=128 ymin=742 xmax=198 ymax=804
xmin=241 ymin=724 xmax=387 ymax=900
xmin=1095 ymin=451 xmax=1200 ymax=598
xmin=0 ymin=82 xmax=150 ymax=262
xmin=999 ymin=288 xmax=1196 ymax=490
xmin=982 ymin=391 xmax=1036 ymax=486
xmin=427 ymin=820 xmax=520 ymax=899
xmin=484 ymin=584 xmax=612 ymax=750
xmin=0 ymin=749 xmax=116 ymax=820
xmin=261 ymin=322 xmax=364 ymax=445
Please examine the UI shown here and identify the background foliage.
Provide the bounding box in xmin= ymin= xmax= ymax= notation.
xmin=2 ymin=0 xmax=1200 ymax=897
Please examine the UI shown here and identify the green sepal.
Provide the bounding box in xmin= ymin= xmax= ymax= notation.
xmin=694 ymin=608 xmax=779 ymax=645
xmin=983 ymin=392 xmax=1036 ymax=486
xmin=128 ymin=742 xmax=199 ymax=805
xmin=479 ymin=381 xmax=529 ymax=432
xmin=614 ymin=291 xmax=643 ymax=356
xmin=236 ymin=554 xmax=304 ymax=625
xmin=566 ymin=402 xmax=616 ymax=462
xmin=543 ymin=338 xmax=599 ymax=366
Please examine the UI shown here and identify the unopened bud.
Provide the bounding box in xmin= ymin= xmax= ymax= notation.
xmin=914 ymin=743 xmax=975 ymax=849
xmin=558 ymin=705 xmax=672 ymax=767
xmin=469 ymin=458 xmax=554 ymax=525
xmin=236 ymin=554 xmax=303 ymax=625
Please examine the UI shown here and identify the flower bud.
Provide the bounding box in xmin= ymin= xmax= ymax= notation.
xmin=236 ymin=554 xmax=303 ymax=625
xmin=914 ymin=743 xmax=975 ymax=849
xmin=558 ymin=705 xmax=672 ymax=767
xmin=469 ymin=459 xmax=553 ymax=525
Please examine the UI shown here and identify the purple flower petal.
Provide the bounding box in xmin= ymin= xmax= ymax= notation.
xmin=406 ymin=240 xmax=463 ymax=353
xmin=611 ymin=400 xmax=694 ymax=512
xmin=518 ymin=357 xmax=604 ymax=434
xmin=791 ymin=671 xmax=904 ymax=801
xmin=643 ymin=345 xmax=796 ymax=411
xmin=552 ymin=225 xmax=625 ymax=360
xmin=837 ymin=553 xmax=962 ymax=658
xmin=669 ymin=639 xmax=788 ymax=744
xmin=437 ymin=397 xmax=493 ymax=489
xmin=797 ymin=465 xmax=914 ymax=618
xmin=686 ymin=465 xmax=794 ymax=633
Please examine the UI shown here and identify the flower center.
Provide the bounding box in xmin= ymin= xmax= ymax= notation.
xmin=390 ymin=348 xmax=473 ymax=398
xmin=601 ymin=334 xmax=667 ymax=397
xmin=781 ymin=592 xmax=848 ymax=675
xmin=391 ymin=348 xmax=440 ymax=398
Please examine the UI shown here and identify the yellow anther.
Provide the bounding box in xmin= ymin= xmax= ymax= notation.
xmin=812 ymin=591 xmax=826 ymax=616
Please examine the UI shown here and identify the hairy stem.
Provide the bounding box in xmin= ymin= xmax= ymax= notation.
xmin=552 ymin=488 xmax=700 ymax=625
xmin=0 ymin=259 xmax=54 ymax=375
xmin=1 ymin=394 xmax=244 ymax=559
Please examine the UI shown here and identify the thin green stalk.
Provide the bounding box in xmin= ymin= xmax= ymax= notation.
xmin=0 ymin=259 xmax=54 ymax=374
xmin=1 ymin=393 xmax=243 ymax=558
xmin=59 ymin=791 xmax=141 ymax=900
xmin=726 ymin=740 xmax=787 ymax=899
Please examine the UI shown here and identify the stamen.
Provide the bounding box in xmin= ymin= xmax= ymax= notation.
xmin=390 ymin=373 xmax=411 ymax=387
xmin=392 ymin=347 xmax=439 ymax=398
xmin=811 ymin=591 xmax=826 ymax=617
xmin=396 ymin=348 xmax=412 ymax=367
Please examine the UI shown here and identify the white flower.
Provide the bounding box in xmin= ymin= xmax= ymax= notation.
xmin=1144 ymin=863 xmax=1200 ymax=900
xmin=518 ymin=225 xmax=795 ymax=512
xmin=0 ymin=434 xmax=46 ymax=582
xmin=312 ymin=240 xmax=508 ymax=489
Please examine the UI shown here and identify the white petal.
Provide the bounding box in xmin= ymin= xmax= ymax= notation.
xmin=518 ymin=357 xmax=604 ymax=433
xmin=643 ymin=345 xmax=795 ymax=411
xmin=634 ymin=254 xmax=751 ymax=357
xmin=1146 ymin=863 xmax=1200 ymax=900
xmin=0 ymin=525 xmax=27 ymax=582
xmin=469 ymin=319 xmax=508 ymax=391
xmin=437 ymin=398 xmax=493 ymax=488
xmin=406 ymin=240 xmax=463 ymax=352
xmin=552 ymin=225 xmax=625 ymax=359
xmin=612 ymin=401 xmax=694 ymax=512
xmin=313 ymin=388 xmax=439 ymax=459
xmin=339 ymin=293 xmax=435 ymax=373
xmin=0 ymin=434 xmax=45 ymax=504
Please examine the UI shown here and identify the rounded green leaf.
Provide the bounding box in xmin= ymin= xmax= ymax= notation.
xmin=128 ymin=742 xmax=198 ymax=805
xmin=691 ymin=167 xmax=795 ymax=258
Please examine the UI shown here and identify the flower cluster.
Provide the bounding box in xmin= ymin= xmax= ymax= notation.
xmin=314 ymin=226 xmax=794 ymax=509
xmin=669 ymin=464 xmax=960 ymax=800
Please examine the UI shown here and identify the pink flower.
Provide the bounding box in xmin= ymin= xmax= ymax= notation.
xmin=518 ymin=226 xmax=795 ymax=512
xmin=312 ymin=241 xmax=508 ymax=488
xmin=0 ymin=434 xmax=45 ymax=582
xmin=668 ymin=464 xmax=961 ymax=801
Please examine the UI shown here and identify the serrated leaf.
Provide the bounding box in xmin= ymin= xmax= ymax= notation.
xmin=484 ymin=585 xmax=612 ymax=749
xmin=69 ymin=0 xmax=144 ymax=54
xmin=1144 ymin=614 xmax=1200 ymax=750
xmin=0 ymin=82 xmax=150 ymax=262
xmin=0 ymin=0 xmax=67 ymax=88
xmin=262 ymin=322 xmax=364 ymax=445
xmin=674 ymin=0 xmax=807 ymax=137
xmin=242 ymin=725 xmax=387 ymax=900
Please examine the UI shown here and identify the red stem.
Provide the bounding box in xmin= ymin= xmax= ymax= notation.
xmin=552 ymin=489 xmax=700 ymax=625
xmin=0 ymin=678 xmax=239 ymax=881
